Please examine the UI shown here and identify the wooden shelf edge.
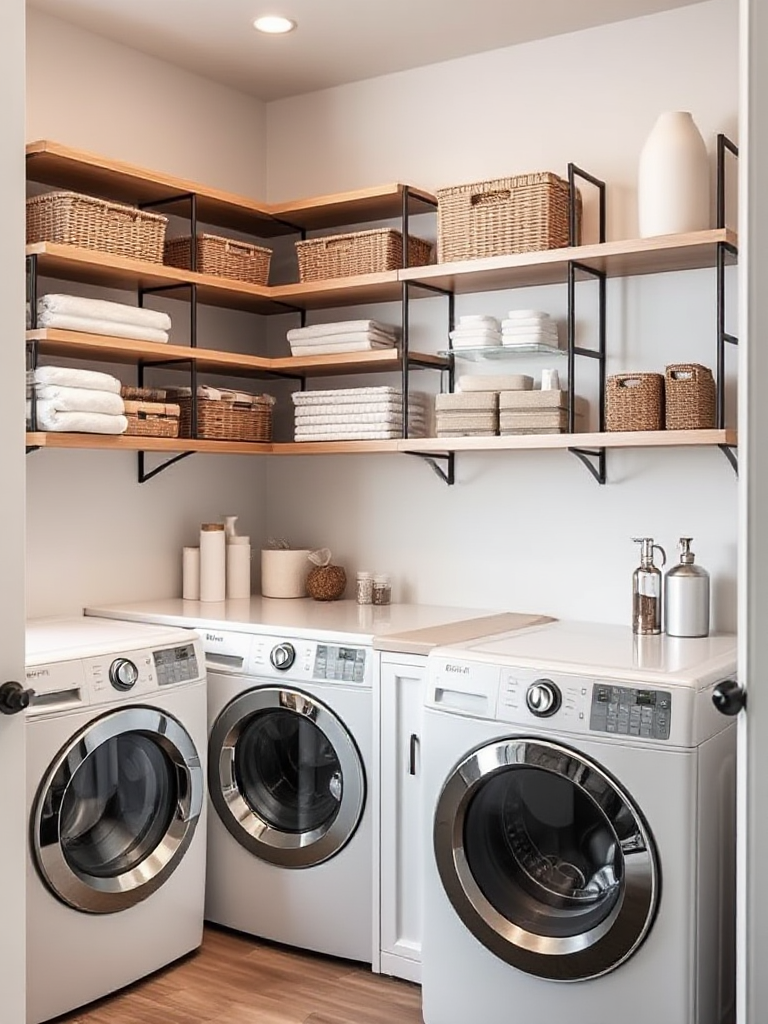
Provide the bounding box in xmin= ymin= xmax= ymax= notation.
xmin=271 ymin=440 xmax=402 ymax=455
xmin=398 ymin=429 xmax=738 ymax=454
xmin=25 ymin=433 xmax=273 ymax=454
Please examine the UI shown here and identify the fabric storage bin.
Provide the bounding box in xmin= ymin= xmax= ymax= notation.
xmin=164 ymin=233 xmax=272 ymax=285
xmin=436 ymin=172 xmax=581 ymax=263
xmin=123 ymin=400 xmax=180 ymax=438
xmin=173 ymin=394 xmax=274 ymax=442
xmin=26 ymin=190 xmax=168 ymax=263
xmin=606 ymin=373 xmax=664 ymax=431
xmin=295 ymin=228 xmax=433 ymax=282
xmin=664 ymin=363 xmax=716 ymax=430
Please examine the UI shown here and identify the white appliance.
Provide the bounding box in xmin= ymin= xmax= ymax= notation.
xmin=25 ymin=616 xmax=207 ymax=1024
xmin=203 ymin=626 xmax=373 ymax=962
xmin=421 ymin=621 xmax=738 ymax=1024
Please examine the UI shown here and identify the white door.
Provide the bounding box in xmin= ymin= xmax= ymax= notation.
xmin=740 ymin=3 xmax=768 ymax=1020
xmin=0 ymin=0 xmax=28 ymax=1019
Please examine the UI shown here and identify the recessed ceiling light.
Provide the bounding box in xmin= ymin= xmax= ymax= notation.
xmin=253 ymin=15 xmax=297 ymax=34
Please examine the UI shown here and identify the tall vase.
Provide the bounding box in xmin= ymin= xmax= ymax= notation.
xmin=637 ymin=111 xmax=710 ymax=238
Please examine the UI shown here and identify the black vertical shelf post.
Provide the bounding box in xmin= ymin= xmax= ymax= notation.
xmin=715 ymin=133 xmax=739 ymax=474
xmin=26 ymin=254 xmax=40 ymax=441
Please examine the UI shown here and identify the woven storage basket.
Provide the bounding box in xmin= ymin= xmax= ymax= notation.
xmin=120 ymin=385 xmax=168 ymax=403
xmin=164 ymin=234 xmax=272 ymax=285
xmin=606 ymin=373 xmax=664 ymax=431
xmin=175 ymin=395 xmax=273 ymax=442
xmin=664 ymin=363 xmax=716 ymax=430
xmin=436 ymin=172 xmax=581 ymax=263
xmin=123 ymin=400 xmax=180 ymax=438
xmin=26 ymin=191 xmax=168 ymax=263
xmin=295 ymin=228 xmax=433 ymax=282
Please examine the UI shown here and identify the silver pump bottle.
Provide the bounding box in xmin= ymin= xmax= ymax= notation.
xmin=632 ymin=537 xmax=667 ymax=635
xmin=664 ymin=537 xmax=710 ymax=638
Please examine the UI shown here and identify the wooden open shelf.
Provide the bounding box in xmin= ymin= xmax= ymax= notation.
xmin=26 ymin=430 xmax=736 ymax=458
xmin=401 ymin=229 xmax=737 ymax=294
xmin=26 ymin=141 xmax=437 ymax=238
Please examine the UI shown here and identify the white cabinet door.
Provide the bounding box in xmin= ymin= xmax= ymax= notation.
xmin=379 ymin=654 xmax=426 ymax=983
xmin=0 ymin=0 xmax=28 ymax=1019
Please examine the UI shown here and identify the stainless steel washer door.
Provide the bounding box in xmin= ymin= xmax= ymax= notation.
xmin=209 ymin=686 xmax=365 ymax=868
xmin=33 ymin=706 xmax=203 ymax=914
xmin=434 ymin=738 xmax=659 ymax=981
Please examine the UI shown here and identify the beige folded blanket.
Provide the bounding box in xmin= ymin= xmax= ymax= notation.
xmin=38 ymin=294 xmax=171 ymax=331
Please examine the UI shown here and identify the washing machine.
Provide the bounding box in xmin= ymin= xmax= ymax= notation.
xmin=25 ymin=616 xmax=207 ymax=1024
xmin=421 ymin=620 xmax=738 ymax=1024
xmin=203 ymin=626 xmax=373 ymax=962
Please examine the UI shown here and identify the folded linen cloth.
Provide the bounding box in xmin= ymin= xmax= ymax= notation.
xmin=289 ymin=340 xmax=395 ymax=356
xmin=31 ymin=403 xmax=128 ymax=434
xmin=287 ymin=320 xmax=401 ymax=342
xmin=292 ymin=387 xmax=430 ymax=406
xmin=288 ymin=328 xmax=397 ymax=348
xmin=295 ymin=412 xmax=427 ymax=427
xmin=37 ymin=312 xmax=169 ymax=344
xmin=457 ymin=315 xmax=501 ymax=330
xmin=294 ymin=425 xmax=428 ymax=441
xmin=38 ymin=294 xmax=172 ymax=331
xmin=33 ymin=384 xmax=125 ymax=416
xmin=32 ymin=366 xmax=122 ymax=394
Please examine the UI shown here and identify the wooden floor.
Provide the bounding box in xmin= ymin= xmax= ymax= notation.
xmin=58 ymin=925 xmax=425 ymax=1024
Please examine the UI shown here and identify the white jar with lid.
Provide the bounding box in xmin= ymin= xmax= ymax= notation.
xmin=356 ymin=571 xmax=374 ymax=605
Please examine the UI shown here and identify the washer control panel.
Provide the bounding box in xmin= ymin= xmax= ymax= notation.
xmin=153 ymin=643 xmax=200 ymax=687
xmin=248 ymin=636 xmax=372 ymax=687
xmin=589 ymin=683 xmax=672 ymax=740
xmin=314 ymin=644 xmax=367 ymax=683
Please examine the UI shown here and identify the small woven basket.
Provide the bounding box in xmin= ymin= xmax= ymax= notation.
xmin=121 ymin=385 xmax=168 ymax=402
xmin=295 ymin=228 xmax=433 ymax=282
xmin=174 ymin=395 xmax=273 ymax=442
xmin=26 ymin=191 xmax=168 ymax=263
xmin=123 ymin=400 xmax=180 ymax=438
xmin=606 ymin=373 xmax=664 ymax=431
xmin=307 ymin=565 xmax=347 ymax=601
xmin=664 ymin=363 xmax=716 ymax=430
xmin=436 ymin=172 xmax=581 ymax=263
xmin=164 ymin=233 xmax=272 ymax=285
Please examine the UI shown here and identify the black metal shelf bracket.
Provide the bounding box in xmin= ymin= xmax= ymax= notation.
xmin=719 ymin=444 xmax=738 ymax=476
xmin=138 ymin=450 xmax=194 ymax=484
xmin=406 ymin=451 xmax=455 ymax=486
xmin=568 ymin=446 xmax=606 ymax=485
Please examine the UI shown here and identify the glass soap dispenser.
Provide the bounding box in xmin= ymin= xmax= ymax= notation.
xmin=632 ymin=537 xmax=667 ymax=635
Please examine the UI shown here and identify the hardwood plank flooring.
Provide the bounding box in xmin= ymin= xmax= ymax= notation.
xmin=58 ymin=926 xmax=424 ymax=1024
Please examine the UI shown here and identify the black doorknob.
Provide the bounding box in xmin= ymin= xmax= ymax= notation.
xmin=0 ymin=681 xmax=34 ymax=715
xmin=712 ymin=679 xmax=746 ymax=717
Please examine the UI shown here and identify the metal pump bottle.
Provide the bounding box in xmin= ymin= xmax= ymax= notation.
xmin=664 ymin=537 xmax=710 ymax=637
xmin=632 ymin=537 xmax=667 ymax=635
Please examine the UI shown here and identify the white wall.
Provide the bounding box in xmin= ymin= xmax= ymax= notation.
xmin=25 ymin=9 xmax=272 ymax=617
xmin=263 ymin=0 xmax=740 ymax=628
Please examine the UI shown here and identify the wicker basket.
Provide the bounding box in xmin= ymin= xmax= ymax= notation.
xmin=174 ymin=395 xmax=273 ymax=442
xmin=164 ymin=234 xmax=272 ymax=285
xmin=123 ymin=400 xmax=180 ymax=438
xmin=606 ymin=373 xmax=664 ymax=431
xmin=295 ymin=228 xmax=433 ymax=282
xmin=120 ymin=385 xmax=168 ymax=402
xmin=664 ymin=363 xmax=716 ymax=430
xmin=436 ymin=172 xmax=581 ymax=263
xmin=26 ymin=191 xmax=168 ymax=263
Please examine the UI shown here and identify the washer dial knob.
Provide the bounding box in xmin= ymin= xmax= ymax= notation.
xmin=109 ymin=658 xmax=139 ymax=692
xmin=526 ymin=679 xmax=561 ymax=717
xmin=270 ymin=642 xmax=296 ymax=671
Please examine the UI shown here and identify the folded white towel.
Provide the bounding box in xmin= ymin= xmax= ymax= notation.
xmin=288 ymin=330 xmax=396 ymax=349
xmin=290 ymin=340 xmax=395 ymax=356
xmin=294 ymin=399 xmax=426 ymax=416
xmin=294 ymin=425 xmax=428 ymax=441
xmin=31 ymin=403 xmax=128 ymax=434
xmin=33 ymin=384 xmax=125 ymax=416
xmin=295 ymin=410 xmax=427 ymax=426
xmin=450 ymin=329 xmax=502 ymax=341
xmin=37 ymin=311 xmax=169 ymax=344
xmin=292 ymin=387 xmax=429 ymax=406
xmin=38 ymin=294 xmax=172 ymax=331
xmin=457 ymin=315 xmax=501 ymax=330
xmin=287 ymin=320 xmax=401 ymax=342
xmin=33 ymin=366 xmax=122 ymax=394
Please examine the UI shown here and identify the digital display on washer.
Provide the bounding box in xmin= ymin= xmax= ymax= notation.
xmin=314 ymin=645 xmax=366 ymax=682
xmin=589 ymin=683 xmax=671 ymax=740
xmin=154 ymin=644 xmax=200 ymax=686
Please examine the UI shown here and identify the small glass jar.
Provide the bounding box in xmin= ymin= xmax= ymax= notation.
xmin=372 ymin=573 xmax=391 ymax=606
xmin=356 ymin=571 xmax=374 ymax=605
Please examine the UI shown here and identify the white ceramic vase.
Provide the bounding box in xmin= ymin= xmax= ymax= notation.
xmin=637 ymin=111 xmax=710 ymax=238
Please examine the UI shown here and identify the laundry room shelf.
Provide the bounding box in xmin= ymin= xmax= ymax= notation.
xmin=25 ymin=432 xmax=273 ymax=454
xmin=398 ymin=429 xmax=737 ymax=453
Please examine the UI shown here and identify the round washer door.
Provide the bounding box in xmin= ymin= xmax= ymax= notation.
xmin=434 ymin=737 xmax=659 ymax=982
xmin=33 ymin=706 xmax=204 ymax=914
xmin=209 ymin=686 xmax=365 ymax=868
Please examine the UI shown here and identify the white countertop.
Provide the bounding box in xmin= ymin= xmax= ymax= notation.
xmin=83 ymin=597 xmax=531 ymax=648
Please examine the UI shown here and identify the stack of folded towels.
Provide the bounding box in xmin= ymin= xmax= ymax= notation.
xmin=286 ymin=320 xmax=400 ymax=357
xmin=31 ymin=293 xmax=172 ymax=344
xmin=27 ymin=366 xmax=128 ymax=434
xmin=292 ymin=386 xmax=431 ymax=441
xmin=499 ymin=390 xmax=588 ymax=435
xmin=435 ymin=392 xmax=500 ymax=437
xmin=501 ymin=310 xmax=560 ymax=349
xmin=448 ymin=315 xmax=501 ymax=350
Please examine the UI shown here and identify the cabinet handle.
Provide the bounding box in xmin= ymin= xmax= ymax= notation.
xmin=409 ymin=733 xmax=419 ymax=776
